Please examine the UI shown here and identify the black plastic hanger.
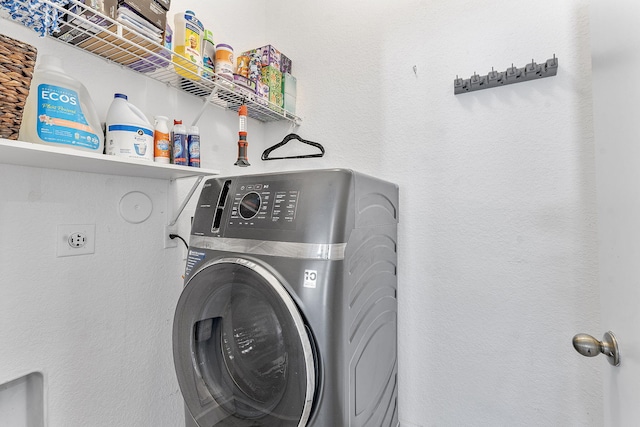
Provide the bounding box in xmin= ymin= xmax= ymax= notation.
xmin=261 ymin=133 xmax=325 ymax=161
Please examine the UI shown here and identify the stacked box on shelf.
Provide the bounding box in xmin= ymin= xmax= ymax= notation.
xmin=281 ymin=54 xmax=292 ymax=74
xmin=283 ymin=73 xmax=296 ymax=115
xmin=241 ymin=46 xmax=268 ymax=106
xmin=121 ymin=0 xmax=171 ymax=73
xmin=261 ymin=65 xmax=283 ymax=112
xmin=242 ymin=45 xmax=281 ymax=70
xmin=255 ymin=80 xmax=270 ymax=107
xmin=242 ymin=45 xmax=293 ymax=112
xmin=118 ymin=0 xmax=166 ymax=32
xmin=58 ymin=0 xmax=169 ymax=72
xmin=244 ymin=45 xmax=292 ymax=74
xmin=54 ymin=0 xmax=167 ymax=45
xmin=155 ymin=0 xmax=171 ymax=10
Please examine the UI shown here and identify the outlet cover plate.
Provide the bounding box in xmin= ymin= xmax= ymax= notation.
xmin=164 ymin=225 xmax=177 ymax=249
xmin=57 ymin=224 xmax=95 ymax=257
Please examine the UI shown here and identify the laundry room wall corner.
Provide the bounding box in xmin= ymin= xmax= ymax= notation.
xmin=0 ymin=0 xmax=600 ymax=424
xmin=264 ymin=0 xmax=600 ymax=425
xmin=0 ymin=165 xmax=186 ymax=425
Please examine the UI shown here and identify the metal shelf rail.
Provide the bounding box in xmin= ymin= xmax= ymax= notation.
xmin=3 ymin=0 xmax=301 ymax=124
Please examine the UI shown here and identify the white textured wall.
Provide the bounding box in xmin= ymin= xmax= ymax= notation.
xmin=0 ymin=166 xmax=183 ymax=426
xmin=0 ymin=13 xmax=262 ymax=427
xmin=591 ymin=0 xmax=640 ymax=425
xmin=261 ymin=0 xmax=601 ymax=425
xmin=1 ymin=0 xmax=602 ymax=426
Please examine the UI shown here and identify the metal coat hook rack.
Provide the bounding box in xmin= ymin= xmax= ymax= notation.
xmin=454 ymin=55 xmax=558 ymax=95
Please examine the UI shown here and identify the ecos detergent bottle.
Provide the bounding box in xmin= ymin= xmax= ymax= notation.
xmin=105 ymin=93 xmax=154 ymax=161
xmin=19 ymin=55 xmax=104 ymax=153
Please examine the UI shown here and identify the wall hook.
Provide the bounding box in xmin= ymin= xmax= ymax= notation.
xmin=454 ymin=55 xmax=558 ymax=95
xmin=288 ymin=119 xmax=301 ymax=134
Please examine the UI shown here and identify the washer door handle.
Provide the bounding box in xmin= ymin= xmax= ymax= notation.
xmin=572 ymin=331 xmax=620 ymax=366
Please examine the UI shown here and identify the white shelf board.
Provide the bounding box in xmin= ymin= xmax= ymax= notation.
xmin=0 ymin=138 xmax=219 ymax=180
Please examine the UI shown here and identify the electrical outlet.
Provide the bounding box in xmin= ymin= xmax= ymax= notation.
xmin=68 ymin=232 xmax=86 ymax=248
xmin=164 ymin=225 xmax=177 ymax=248
xmin=57 ymin=224 xmax=95 ymax=257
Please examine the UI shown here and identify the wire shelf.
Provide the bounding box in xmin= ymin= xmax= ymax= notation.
xmin=3 ymin=0 xmax=301 ymax=124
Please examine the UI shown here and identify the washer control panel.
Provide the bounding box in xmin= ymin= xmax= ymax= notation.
xmin=228 ymin=180 xmax=301 ymax=229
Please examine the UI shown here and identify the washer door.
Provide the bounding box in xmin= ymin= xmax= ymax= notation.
xmin=173 ymin=257 xmax=315 ymax=427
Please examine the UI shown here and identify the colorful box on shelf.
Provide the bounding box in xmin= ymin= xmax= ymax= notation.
xmin=283 ymin=73 xmax=296 ymax=114
xmin=261 ymin=65 xmax=283 ymax=111
xmin=284 ymin=93 xmax=296 ymax=114
xmin=233 ymin=74 xmax=257 ymax=93
xmin=281 ymin=54 xmax=292 ymax=74
xmin=283 ymin=73 xmax=296 ymax=96
xmin=269 ymin=91 xmax=283 ymax=112
xmin=261 ymin=65 xmax=282 ymax=90
xmin=242 ymin=45 xmax=292 ymax=75
xmin=256 ymin=81 xmax=270 ymax=106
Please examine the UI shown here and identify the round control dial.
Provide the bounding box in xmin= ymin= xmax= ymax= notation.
xmin=239 ymin=192 xmax=261 ymax=219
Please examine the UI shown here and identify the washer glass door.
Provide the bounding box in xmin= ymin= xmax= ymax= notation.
xmin=173 ymin=258 xmax=315 ymax=427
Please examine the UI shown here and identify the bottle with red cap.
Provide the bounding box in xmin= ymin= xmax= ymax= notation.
xmin=188 ymin=125 xmax=200 ymax=168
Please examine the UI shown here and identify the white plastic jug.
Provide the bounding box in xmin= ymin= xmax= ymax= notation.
xmin=105 ymin=94 xmax=154 ymax=161
xmin=19 ymin=55 xmax=104 ymax=153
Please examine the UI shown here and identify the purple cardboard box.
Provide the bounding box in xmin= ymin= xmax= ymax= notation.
xmin=233 ymin=74 xmax=257 ymax=93
xmin=256 ymin=81 xmax=270 ymax=106
xmin=281 ymin=53 xmax=292 ymax=74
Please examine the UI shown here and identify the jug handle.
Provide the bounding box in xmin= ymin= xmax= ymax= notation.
xmin=128 ymin=102 xmax=152 ymax=125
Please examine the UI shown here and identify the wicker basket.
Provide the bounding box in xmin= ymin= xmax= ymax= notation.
xmin=0 ymin=33 xmax=37 ymax=140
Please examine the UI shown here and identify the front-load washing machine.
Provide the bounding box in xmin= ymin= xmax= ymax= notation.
xmin=173 ymin=169 xmax=399 ymax=427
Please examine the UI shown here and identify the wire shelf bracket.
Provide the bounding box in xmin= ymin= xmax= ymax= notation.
xmin=168 ymin=175 xmax=205 ymax=227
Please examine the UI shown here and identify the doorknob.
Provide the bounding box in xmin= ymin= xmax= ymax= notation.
xmin=572 ymin=331 xmax=620 ymax=366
